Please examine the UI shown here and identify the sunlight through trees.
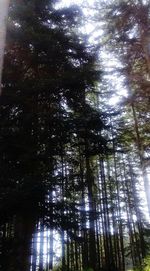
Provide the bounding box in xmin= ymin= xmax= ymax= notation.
xmin=0 ymin=1 xmax=150 ymax=271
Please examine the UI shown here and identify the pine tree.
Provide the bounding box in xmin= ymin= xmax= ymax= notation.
xmin=0 ymin=0 xmax=105 ymax=270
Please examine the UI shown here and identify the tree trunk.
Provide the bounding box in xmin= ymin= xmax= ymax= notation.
xmin=0 ymin=0 xmax=10 ymax=94
xmin=86 ymin=157 xmax=97 ymax=271
xmin=132 ymin=103 xmax=150 ymax=216
xmin=7 ymin=214 xmax=35 ymax=271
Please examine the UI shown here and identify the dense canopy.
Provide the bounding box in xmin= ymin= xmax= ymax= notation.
xmin=0 ymin=1 xmax=150 ymax=271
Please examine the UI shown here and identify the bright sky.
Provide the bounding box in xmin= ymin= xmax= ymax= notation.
xmin=61 ymin=0 xmax=83 ymax=5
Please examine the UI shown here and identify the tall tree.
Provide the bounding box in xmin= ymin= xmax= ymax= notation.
xmin=0 ymin=0 xmax=104 ymax=270
xmin=77 ymin=0 xmax=150 ymax=269
xmin=0 ymin=0 xmax=10 ymax=94
xmin=104 ymin=0 xmax=150 ymax=216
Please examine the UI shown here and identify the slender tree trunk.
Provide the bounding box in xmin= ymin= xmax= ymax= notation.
xmin=49 ymin=229 xmax=53 ymax=271
xmin=0 ymin=0 xmax=10 ymax=94
xmin=78 ymin=141 xmax=88 ymax=270
xmin=7 ymin=214 xmax=35 ymax=271
xmin=31 ymin=227 xmax=38 ymax=271
xmin=39 ymin=222 xmax=44 ymax=271
xmin=48 ymin=189 xmax=54 ymax=271
xmin=86 ymin=157 xmax=97 ymax=271
xmin=111 ymin=132 xmax=126 ymax=271
xmin=128 ymin=156 xmax=146 ymax=258
xmin=131 ymin=103 xmax=150 ymax=216
xmin=75 ymin=235 xmax=79 ymax=271
xmin=0 ymin=220 xmax=14 ymax=270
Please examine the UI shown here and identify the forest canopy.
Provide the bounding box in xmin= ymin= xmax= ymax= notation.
xmin=0 ymin=1 xmax=150 ymax=271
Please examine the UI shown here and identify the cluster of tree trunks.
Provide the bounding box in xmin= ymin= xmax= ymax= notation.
xmin=0 ymin=1 xmax=150 ymax=271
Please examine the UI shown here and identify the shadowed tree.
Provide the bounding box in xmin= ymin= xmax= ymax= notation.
xmin=0 ymin=0 xmax=105 ymax=270
xmin=0 ymin=0 xmax=10 ymax=94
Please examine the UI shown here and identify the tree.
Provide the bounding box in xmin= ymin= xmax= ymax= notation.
xmin=1 ymin=1 xmax=150 ymax=271
xmin=0 ymin=0 xmax=105 ymax=270
xmin=0 ymin=0 xmax=10 ymax=94
xmin=76 ymin=0 xmax=150 ymax=269
xmin=103 ymin=0 xmax=150 ymax=215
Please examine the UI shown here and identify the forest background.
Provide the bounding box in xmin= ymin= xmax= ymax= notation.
xmin=0 ymin=0 xmax=150 ymax=271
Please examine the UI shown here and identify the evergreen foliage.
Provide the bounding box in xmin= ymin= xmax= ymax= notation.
xmin=0 ymin=1 xmax=150 ymax=271
xmin=0 ymin=1 xmax=106 ymax=270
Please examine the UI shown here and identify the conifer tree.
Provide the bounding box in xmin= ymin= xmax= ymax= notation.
xmin=0 ymin=0 xmax=105 ymax=270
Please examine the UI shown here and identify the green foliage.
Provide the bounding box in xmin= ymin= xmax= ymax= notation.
xmin=129 ymin=254 xmax=150 ymax=271
xmin=143 ymin=255 xmax=150 ymax=271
